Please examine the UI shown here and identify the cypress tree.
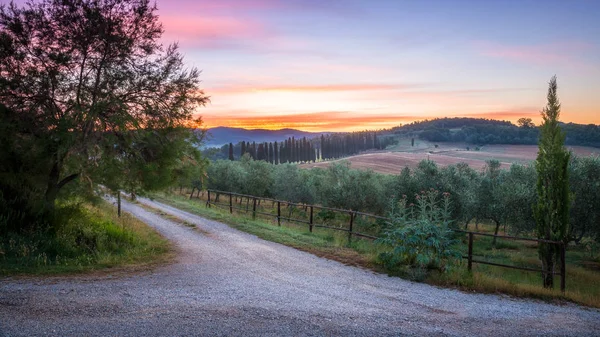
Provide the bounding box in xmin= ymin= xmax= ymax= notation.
xmin=241 ymin=141 xmax=246 ymax=156
xmin=534 ymin=76 xmax=571 ymax=289
xmin=257 ymin=143 xmax=265 ymax=161
xmin=291 ymin=137 xmax=296 ymax=163
xmin=302 ymin=137 xmax=307 ymax=162
xmin=274 ymin=141 xmax=279 ymax=164
xmin=228 ymin=143 xmax=234 ymax=161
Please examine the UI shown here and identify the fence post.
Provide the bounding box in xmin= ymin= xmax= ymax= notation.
xmin=309 ymin=206 xmax=313 ymax=233
xmin=229 ymin=193 xmax=233 ymax=213
xmin=252 ymin=198 xmax=257 ymax=220
xmin=206 ymin=190 xmax=211 ymax=208
xmin=560 ymin=242 xmax=566 ymax=293
xmin=277 ymin=201 xmax=281 ymax=226
xmin=468 ymin=232 xmax=473 ymax=271
xmin=348 ymin=211 xmax=354 ymax=243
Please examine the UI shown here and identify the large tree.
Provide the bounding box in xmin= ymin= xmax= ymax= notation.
xmin=534 ymin=76 xmax=570 ymax=288
xmin=0 ymin=0 xmax=208 ymax=226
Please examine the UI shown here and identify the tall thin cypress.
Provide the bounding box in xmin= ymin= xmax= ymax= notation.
xmin=534 ymin=76 xmax=571 ymax=289
xmin=228 ymin=142 xmax=234 ymax=161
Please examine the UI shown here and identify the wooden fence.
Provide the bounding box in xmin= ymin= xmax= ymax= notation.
xmin=204 ymin=189 xmax=566 ymax=292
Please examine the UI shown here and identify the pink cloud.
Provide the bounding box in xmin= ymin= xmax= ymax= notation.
xmin=158 ymin=0 xmax=281 ymax=12
xmin=160 ymin=15 xmax=268 ymax=48
xmin=475 ymin=40 xmax=593 ymax=65
xmin=209 ymin=83 xmax=419 ymax=95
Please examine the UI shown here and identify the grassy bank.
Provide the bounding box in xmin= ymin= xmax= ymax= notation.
xmin=0 ymin=200 xmax=173 ymax=276
xmin=153 ymin=191 xmax=600 ymax=308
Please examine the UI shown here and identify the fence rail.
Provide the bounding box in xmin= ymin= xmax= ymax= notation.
xmin=203 ymin=189 xmax=566 ymax=292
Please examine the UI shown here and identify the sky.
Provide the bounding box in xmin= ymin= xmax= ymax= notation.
xmin=15 ymin=0 xmax=600 ymax=132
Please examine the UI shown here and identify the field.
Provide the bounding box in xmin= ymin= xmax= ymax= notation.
xmin=300 ymin=141 xmax=600 ymax=173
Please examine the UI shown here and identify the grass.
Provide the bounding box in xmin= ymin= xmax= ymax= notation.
xmin=153 ymin=190 xmax=600 ymax=308
xmin=0 ymin=199 xmax=173 ymax=276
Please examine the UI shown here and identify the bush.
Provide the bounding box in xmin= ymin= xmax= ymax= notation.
xmin=0 ymin=200 xmax=169 ymax=274
xmin=377 ymin=190 xmax=461 ymax=274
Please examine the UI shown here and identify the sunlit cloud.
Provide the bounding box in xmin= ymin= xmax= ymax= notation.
xmin=209 ymin=83 xmax=420 ymax=95
xmin=169 ymin=0 xmax=280 ymax=11
xmin=475 ymin=40 xmax=594 ymax=66
xmin=161 ymin=15 xmax=268 ymax=48
xmin=201 ymin=111 xmax=415 ymax=132
xmin=460 ymin=107 xmax=540 ymax=121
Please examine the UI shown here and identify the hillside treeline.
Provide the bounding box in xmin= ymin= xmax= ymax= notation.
xmin=391 ymin=118 xmax=600 ymax=147
xmin=194 ymin=155 xmax=600 ymax=244
xmin=206 ymin=132 xmax=397 ymax=162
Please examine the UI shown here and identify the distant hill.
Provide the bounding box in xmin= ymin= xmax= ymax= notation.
xmin=202 ymin=127 xmax=327 ymax=148
xmin=386 ymin=117 xmax=600 ymax=147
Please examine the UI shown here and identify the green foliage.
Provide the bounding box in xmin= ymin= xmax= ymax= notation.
xmin=392 ymin=117 xmax=600 ymax=147
xmin=501 ymin=164 xmax=537 ymax=233
xmin=377 ymin=190 xmax=461 ymax=275
xmin=272 ymin=164 xmax=315 ymax=204
xmin=569 ymin=156 xmax=600 ymax=242
xmin=535 ymin=75 xmax=571 ymax=288
xmin=315 ymin=162 xmax=388 ymax=213
xmin=0 ymin=0 xmax=208 ymax=231
xmin=201 ymin=149 xmax=600 ymax=249
xmin=0 ymin=200 xmax=170 ymax=274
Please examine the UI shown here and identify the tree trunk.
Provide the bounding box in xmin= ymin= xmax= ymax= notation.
xmin=44 ymin=161 xmax=61 ymax=213
xmin=540 ymin=245 xmax=555 ymax=288
xmin=189 ymin=187 xmax=195 ymax=199
xmin=492 ymin=220 xmax=501 ymax=246
xmin=464 ymin=217 xmax=473 ymax=230
xmin=44 ymin=159 xmax=79 ymax=215
xmin=117 ymin=192 xmax=121 ymax=217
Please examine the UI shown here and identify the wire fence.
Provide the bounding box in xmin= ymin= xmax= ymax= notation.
xmin=199 ymin=189 xmax=566 ymax=292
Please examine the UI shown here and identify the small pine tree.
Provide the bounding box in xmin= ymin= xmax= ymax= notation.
xmin=534 ymin=75 xmax=571 ymax=289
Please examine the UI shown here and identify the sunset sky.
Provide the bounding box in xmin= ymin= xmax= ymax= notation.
xmin=46 ymin=0 xmax=600 ymax=131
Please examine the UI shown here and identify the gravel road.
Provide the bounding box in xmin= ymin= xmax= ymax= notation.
xmin=1 ymin=197 xmax=599 ymax=336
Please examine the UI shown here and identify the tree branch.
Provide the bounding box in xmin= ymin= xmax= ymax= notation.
xmin=57 ymin=173 xmax=80 ymax=190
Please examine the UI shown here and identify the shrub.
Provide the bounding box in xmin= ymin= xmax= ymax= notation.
xmin=377 ymin=190 xmax=461 ymax=274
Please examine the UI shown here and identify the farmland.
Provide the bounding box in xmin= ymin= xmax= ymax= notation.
xmin=299 ymin=141 xmax=600 ymax=174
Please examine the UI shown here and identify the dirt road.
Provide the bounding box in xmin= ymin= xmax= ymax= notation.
xmin=1 ymin=198 xmax=599 ymax=336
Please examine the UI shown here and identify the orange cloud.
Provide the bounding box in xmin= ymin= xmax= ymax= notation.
xmin=459 ymin=107 xmax=540 ymax=122
xmin=201 ymin=111 xmax=421 ymax=132
xmin=209 ymin=83 xmax=416 ymax=95
xmin=199 ymin=107 xmax=550 ymax=132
